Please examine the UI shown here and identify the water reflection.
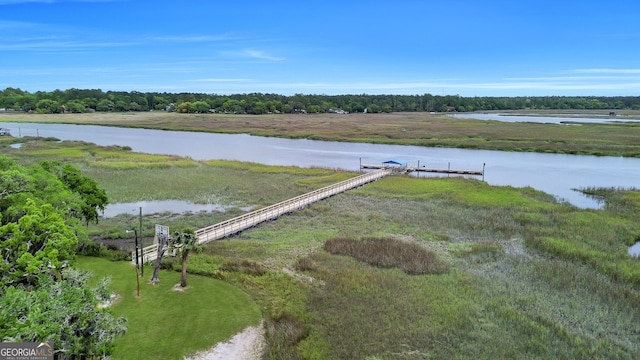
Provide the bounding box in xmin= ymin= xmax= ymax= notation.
xmin=101 ymin=200 xmax=254 ymax=218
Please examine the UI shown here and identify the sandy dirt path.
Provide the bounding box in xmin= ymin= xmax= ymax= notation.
xmin=184 ymin=323 xmax=264 ymax=360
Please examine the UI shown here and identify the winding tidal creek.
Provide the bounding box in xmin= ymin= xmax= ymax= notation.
xmin=3 ymin=120 xmax=639 ymax=210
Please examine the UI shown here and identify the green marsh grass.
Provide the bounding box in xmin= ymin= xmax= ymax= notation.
xmin=86 ymin=160 xmax=337 ymax=205
xmin=191 ymin=187 xmax=639 ymax=358
xmin=4 ymin=139 xmax=640 ymax=359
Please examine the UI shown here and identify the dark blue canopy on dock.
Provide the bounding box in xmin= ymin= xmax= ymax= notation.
xmin=383 ymin=159 xmax=407 ymax=165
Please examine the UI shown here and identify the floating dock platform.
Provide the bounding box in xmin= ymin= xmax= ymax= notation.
xmin=360 ymin=163 xmax=484 ymax=176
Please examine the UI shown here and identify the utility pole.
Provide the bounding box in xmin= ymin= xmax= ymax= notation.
xmin=126 ymin=229 xmax=140 ymax=297
xmin=139 ymin=207 xmax=143 ymax=276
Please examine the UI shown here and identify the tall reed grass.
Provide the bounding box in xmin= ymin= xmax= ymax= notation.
xmin=324 ymin=237 xmax=449 ymax=275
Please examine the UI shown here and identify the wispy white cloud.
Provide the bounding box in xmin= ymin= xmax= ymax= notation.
xmin=189 ymin=78 xmax=250 ymax=83
xmin=571 ymin=68 xmax=640 ymax=74
xmin=150 ymin=34 xmax=241 ymax=43
xmin=0 ymin=20 xmax=38 ymax=29
xmin=0 ymin=0 xmax=123 ymax=4
xmin=242 ymin=49 xmax=285 ymax=61
xmin=0 ymin=39 xmax=138 ymax=51
xmin=505 ymin=76 xmax=640 ymax=81
xmin=221 ymin=49 xmax=286 ymax=62
xmin=0 ymin=19 xmax=137 ymax=53
xmin=218 ymin=77 xmax=640 ymax=95
xmin=459 ymin=82 xmax=640 ymax=91
xmin=218 ymin=49 xmax=286 ymax=62
xmin=0 ymin=0 xmax=54 ymax=3
xmin=0 ymin=62 xmax=200 ymax=77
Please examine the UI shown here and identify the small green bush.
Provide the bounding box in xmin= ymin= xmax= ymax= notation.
xmin=77 ymin=238 xmax=106 ymax=256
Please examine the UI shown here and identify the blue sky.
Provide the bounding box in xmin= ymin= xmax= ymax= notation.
xmin=1 ymin=0 xmax=639 ymax=96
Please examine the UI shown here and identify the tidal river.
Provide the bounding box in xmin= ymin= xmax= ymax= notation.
xmin=2 ymin=121 xmax=638 ymax=209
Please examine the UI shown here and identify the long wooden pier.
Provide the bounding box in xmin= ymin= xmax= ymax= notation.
xmin=194 ymin=168 xmax=392 ymax=244
xmin=135 ymin=168 xmax=394 ymax=262
xmin=136 ymin=160 xmax=484 ymax=262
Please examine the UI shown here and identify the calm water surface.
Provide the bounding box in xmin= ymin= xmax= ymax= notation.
xmin=101 ymin=200 xmax=245 ymax=218
xmin=453 ymin=113 xmax=640 ymax=124
xmin=2 ymin=121 xmax=638 ymax=210
xmin=629 ymin=242 xmax=640 ymax=257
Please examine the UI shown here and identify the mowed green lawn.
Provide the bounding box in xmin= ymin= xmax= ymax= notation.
xmin=75 ymin=256 xmax=261 ymax=360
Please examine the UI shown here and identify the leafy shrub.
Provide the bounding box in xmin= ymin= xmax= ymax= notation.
xmin=106 ymin=248 xmax=130 ymax=262
xmin=77 ymin=238 xmax=107 ymax=257
xmin=159 ymin=256 xmax=176 ymax=270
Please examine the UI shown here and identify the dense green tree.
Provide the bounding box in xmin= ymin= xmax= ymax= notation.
xmin=16 ymin=94 xmax=37 ymax=111
xmin=65 ymin=100 xmax=86 ymax=113
xmin=176 ymin=101 xmax=192 ymax=113
xmin=222 ymin=99 xmax=244 ymax=113
xmin=248 ymin=101 xmax=267 ymax=114
xmin=307 ymin=104 xmax=322 ymax=113
xmin=126 ymin=101 xmax=140 ymax=111
xmin=35 ymin=99 xmax=61 ymax=114
xmin=151 ymin=95 xmax=171 ymax=110
xmin=0 ymin=167 xmax=30 ymax=201
xmin=114 ymin=100 xmax=128 ymax=112
xmin=0 ymin=269 xmax=127 ymax=358
xmin=95 ymin=99 xmax=114 ymax=112
xmin=0 ymin=199 xmax=77 ymax=286
xmin=191 ymin=100 xmax=211 ymax=113
xmin=0 ymin=88 xmax=20 ymax=108
xmin=0 ymin=156 xmax=125 ymax=357
xmin=16 ymin=164 xmax=82 ymax=223
xmin=80 ymin=97 xmax=98 ymax=110
xmin=4 ymin=87 xmax=640 ymax=114
xmin=367 ymin=104 xmax=382 ymax=113
xmin=39 ymin=161 xmax=109 ymax=225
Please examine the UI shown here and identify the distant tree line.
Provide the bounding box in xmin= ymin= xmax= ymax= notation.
xmin=1 ymin=87 xmax=639 ymax=114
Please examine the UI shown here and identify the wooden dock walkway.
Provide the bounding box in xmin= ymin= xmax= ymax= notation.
xmin=137 ymin=160 xmax=484 ymax=262
xmin=136 ymin=168 xmax=393 ymax=263
xmin=195 ymin=168 xmax=392 ymax=244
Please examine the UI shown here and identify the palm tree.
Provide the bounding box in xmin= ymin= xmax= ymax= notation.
xmin=171 ymin=228 xmax=203 ymax=287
